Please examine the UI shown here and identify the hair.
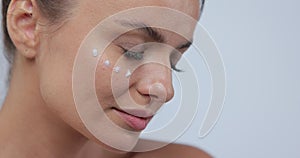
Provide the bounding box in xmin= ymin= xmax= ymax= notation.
xmin=2 ymin=0 xmax=73 ymax=64
xmin=1 ymin=0 xmax=205 ymax=79
xmin=200 ymin=0 xmax=205 ymax=17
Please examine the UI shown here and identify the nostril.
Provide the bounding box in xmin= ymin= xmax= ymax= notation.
xmin=136 ymin=86 xmax=161 ymax=100
xmin=149 ymin=94 xmax=159 ymax=100
xmin=138 ymin=91 xmax=159 ymax=102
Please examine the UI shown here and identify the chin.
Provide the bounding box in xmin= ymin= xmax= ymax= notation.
xmin=88 ymin=129 xmax=141 ymax=152
xmin=77 ymin=109 xmax=143 ymax=152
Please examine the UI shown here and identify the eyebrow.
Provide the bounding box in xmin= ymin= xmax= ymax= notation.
xmin=116 ymin=20 xmax=193 ymax=50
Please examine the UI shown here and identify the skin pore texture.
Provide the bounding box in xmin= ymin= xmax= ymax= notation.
xmin=0 ymin=0 xmax=211 ymax=158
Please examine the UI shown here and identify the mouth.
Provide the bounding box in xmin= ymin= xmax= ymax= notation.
xmin=112 ymin=107 xmax=153 ymax=131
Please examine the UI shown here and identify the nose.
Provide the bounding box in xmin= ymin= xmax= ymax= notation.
xmin=135 ymin=63 xmax=175 ymax=104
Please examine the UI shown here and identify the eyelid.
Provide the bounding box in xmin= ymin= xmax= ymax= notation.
xmin=117 ymin=42 xmax=145 ymax=52
xmin=117 ymin=43 xmax=183 ymax=72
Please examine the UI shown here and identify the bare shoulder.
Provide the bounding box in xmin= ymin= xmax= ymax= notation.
xmin=133 ymin=141 xmax=212 ymax=158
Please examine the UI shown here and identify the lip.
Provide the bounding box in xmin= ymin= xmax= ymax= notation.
xmin=121 ymin=108 xmax=155 ymax=118
xmin=113 ymin=108 xmax=153 ymax=131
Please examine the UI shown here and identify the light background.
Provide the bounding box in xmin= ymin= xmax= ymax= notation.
xmin=0 ymin=0 xmax=300 ymax=157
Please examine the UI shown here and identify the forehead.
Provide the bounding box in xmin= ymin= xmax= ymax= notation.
xmin=77 ymin=0 xmax=200 ymax=20
xmin=130 ymin=0 xmax=201 ymax=19
xmin=114 ymin=19 xmax=194 ymax=47
xmin=99 ymin=7 xmax=198 ymax=46
xmin=67 ymin=0 xmax=200 ymax=47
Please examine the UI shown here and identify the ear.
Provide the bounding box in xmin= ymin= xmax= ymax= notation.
xmin=6 ymin=0 xmax=40 ymax=59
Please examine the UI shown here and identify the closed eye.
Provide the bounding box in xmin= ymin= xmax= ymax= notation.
xmin=118 ymin=43 xmax=184 ymax=72
xmin=121 ymin=48 xmax=144 ymax=60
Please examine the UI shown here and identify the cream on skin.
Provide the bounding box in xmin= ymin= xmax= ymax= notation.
xmin=0 ymin=0 xmax=208 ymax=158
xmin=92 ymin=49 xmax=99 ymax=57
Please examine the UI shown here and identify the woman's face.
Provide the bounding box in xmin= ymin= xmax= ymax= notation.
xmin=36 ymin=0 xmax=200 ymax=150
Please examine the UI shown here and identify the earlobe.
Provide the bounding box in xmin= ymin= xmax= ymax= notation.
xmin=7 ymin=0 xmax=40 ymax=59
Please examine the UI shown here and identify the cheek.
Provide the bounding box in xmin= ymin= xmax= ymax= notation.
xmin=36 ymin=17 xmax=88 ymax=111
xmin=37 ymin=59 xmax=95 ymax=142
xmin=95 ymin=48 xmax=135 ymax=107
xmin=38 ymin=48 xmax=78 ymax=124
xmin=38 ymin=34 xmax=76 ymax=112
xmin=95 ymin=56 xmax=113 ymax=100
xmin=39 ymin=58 xmax=73 ymax=108
xmin=36 ymin=32 xmax=91 ymax=138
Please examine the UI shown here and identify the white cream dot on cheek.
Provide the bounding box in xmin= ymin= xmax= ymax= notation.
xmin=104 ymin=60 xmax=110 ymax=67
xmin=113 ymin=66 xmax=121 ymax=73
xmin=125 ymin=69 xmax=132 ymax=78
xmin=98 ymin=53 xmax=112 ymax=70
xmin=92 ymin=49 xmax=99 ymax=57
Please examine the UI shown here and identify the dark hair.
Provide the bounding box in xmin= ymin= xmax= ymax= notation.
xmin=2 ymin=0 xmax=205 ymax=65
xmin=200 ymin=0 xmax=205 ymax=17
xmin=2 ymin=0 xmax=73 ymax=64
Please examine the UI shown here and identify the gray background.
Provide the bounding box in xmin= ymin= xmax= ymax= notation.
xmin=1 ymin=0 xmax=300 ymax=157
xmin=0 ymin=34 xmax=7 ymax=105
xmin=182 ymin=0 xmax=300 ymax=157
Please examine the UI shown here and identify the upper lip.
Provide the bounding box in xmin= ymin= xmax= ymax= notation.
xmin=113 ymin=107 xmax=154 ymax=119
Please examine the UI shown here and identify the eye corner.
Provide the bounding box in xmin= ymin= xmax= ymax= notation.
xmin=171 ymin=64 xmax=184 ymax=72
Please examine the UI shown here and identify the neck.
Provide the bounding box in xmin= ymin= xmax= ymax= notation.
xmin=0 ymin=59 xmax=88 ymax=158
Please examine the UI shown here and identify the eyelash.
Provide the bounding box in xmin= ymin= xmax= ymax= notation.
xmin=123 ymin=49 xmax=144 ymax=60
xmin=121 ymin=47 xmax=183 ymax=72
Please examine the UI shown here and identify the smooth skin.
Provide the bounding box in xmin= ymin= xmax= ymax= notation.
xmin=0 ymin=0 xmax=212 ymax=157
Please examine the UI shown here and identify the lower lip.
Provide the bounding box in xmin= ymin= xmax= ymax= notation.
xmin=113 ymin=109 xmax=150 ymax=131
